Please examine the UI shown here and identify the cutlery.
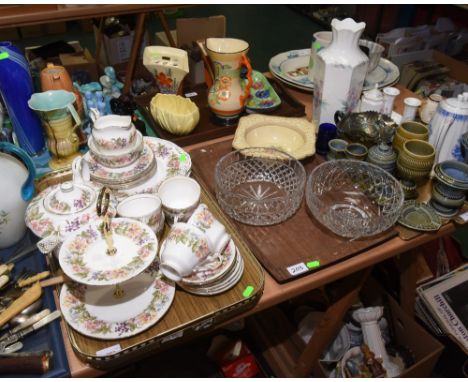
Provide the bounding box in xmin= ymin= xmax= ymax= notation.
xmin=0 ymin=310 xmax=61 ymax=351
xmin=1 ymin=308 xmax=51 ymax=340
xmin=0 ymin=283 xmax=42 ymax=328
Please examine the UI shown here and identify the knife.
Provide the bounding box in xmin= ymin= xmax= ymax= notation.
xmin=0 ymin=243 xmax=38 ymax=276
xmin=0 ymin=309 xmax=51 ymax=341
xmin=0 ymin=310 xmax=61 ymax=351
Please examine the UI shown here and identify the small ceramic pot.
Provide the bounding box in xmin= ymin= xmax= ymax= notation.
xmin=397 ymin=139 xmax=435 ymax=183
xmin=117 ymin=193 xmax=163 ymax=233
xmin=158 ymin=176 xmax=201 ymax=225
xmin=187 ymin=203 xmax=230 ymax=254
xmin=401 ymin=97 xmax=422 ymax=123
xmin=327 ymin=138 xmax=348 ymax=160
xmin=399 ymin=179 xmax=418 ymax=199
xmin=159 ymin=222 xmax=215 ymax=282
xmin=367 ymin=143 xmax=397 ymax=173
xmin=393 ymin=121 xmax=429 ymax=153
xmin=419 ymin=94 xmax=443 ymax=124
xmin=345 ymin=143 xmax=368 ymax=161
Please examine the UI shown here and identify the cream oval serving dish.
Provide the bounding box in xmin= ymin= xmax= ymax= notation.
xmin=232 ymin=114 xmax=316 ymax=160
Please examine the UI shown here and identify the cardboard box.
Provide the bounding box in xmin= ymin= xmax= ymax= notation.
xmin=59 ymin=48 xmax=99 ymax=82
xmin=359 ymin=281 xmax=445 ymax=378
xmin=176 ymin=15 xmax=226 ymax=48
xmin=94 ymin=25 xmax=149 ymax=66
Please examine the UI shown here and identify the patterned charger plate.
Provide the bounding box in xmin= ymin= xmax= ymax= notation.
xmin=269 ymin=48 xmax=399 ymax=92
xmin=60 ymin=262 xmax=175 ymax=340
xmin=181 ymin=239 xmax=237 ymax=286
xmin=113 ymin=137 xmax=192 ymax=200
xmin=398 ymin=200 xmax=442 ymax=232
xmin=59 ymin=218 xmax=158 ymax=286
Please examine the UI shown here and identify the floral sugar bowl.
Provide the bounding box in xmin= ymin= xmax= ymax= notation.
xmin=25 ymin=157 xmax=116 ymax=250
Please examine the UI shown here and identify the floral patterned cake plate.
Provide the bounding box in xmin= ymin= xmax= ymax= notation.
xmin=84 ymin=143 xmax=155 ymax=186
xmin=60 ymin=261 xmax=175 ymax=339
xmin=59 ymin=218 xmax=158 ymax=286
xmin=112 ymin=137 xmax=192 ymax=200
xmin=181 ymin=239 xmax=237 ymax=286
xmin=269 ymin=49 xmax=399 ymax=92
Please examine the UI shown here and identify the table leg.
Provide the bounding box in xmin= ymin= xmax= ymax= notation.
xmin=399 ymin=249 xmax=420 ymax=318
xmin=123 ymin=12 xmax=147 ymax=93
xmin=293 ymin=268 xmax=372 ymax=377
xmin=157 ymin=10 xmax=176 ymax=47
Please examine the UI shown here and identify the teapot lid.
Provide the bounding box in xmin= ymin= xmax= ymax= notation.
xmin=444 ymin=92 xmax=468 ymax=111
xmin=44 ymin=181 xmax=96 ymax=215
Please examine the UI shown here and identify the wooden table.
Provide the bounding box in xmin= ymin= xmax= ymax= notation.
xmin=59 ymin=82 xmax=452 ymax=377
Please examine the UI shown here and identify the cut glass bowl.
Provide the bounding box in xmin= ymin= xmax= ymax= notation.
xmin=215 ymin=147 xmax=306 ymax=226
xmin=306 ymin=159 xmax=404 ymax=238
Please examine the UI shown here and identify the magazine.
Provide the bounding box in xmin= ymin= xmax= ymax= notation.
xmin=417 ymin=265 xmax=468 ymax=354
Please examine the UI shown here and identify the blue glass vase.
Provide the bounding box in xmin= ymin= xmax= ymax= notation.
xmin=0 ymin=42 xmax=45 ymax=155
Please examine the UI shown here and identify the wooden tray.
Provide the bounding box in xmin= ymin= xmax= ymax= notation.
xmin=36 ymin=170 xmax=265 ymax=369
xmin=189 ymin=139 xmax=398 ymax=283
xmin=137 ymin=81 xmax=306 ymax=147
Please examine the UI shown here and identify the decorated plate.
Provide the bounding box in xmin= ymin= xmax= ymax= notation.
xmin=59 ymin=218 xmax=158 ymax=286
xmin=398 ymin=200 xmax=442 ymax=231
xmin=60 ymin=261 xmax=175 ymax=339
xmin=269 ymin=49 xmax=399 ymax=92
xmin=85 ymin=143 xmax=155 ymax=185
xmin=178 ymin=251 xmax=244 ymax=296
xmin=112 ymin=137 xmax=192 ymax=200
xmin=246 ymin=70 xmax=281 ymax=112
xmin=181 ymin=239 xmax=237 ymax=285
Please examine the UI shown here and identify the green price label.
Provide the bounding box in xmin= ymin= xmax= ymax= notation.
xmin=242 ymin=285 xmax=254 ymax=298
xmin=0 ymin=52 xmax=9 ymax=60
xmin=307 ymin=260 xmax=320 ymax=269
xmin=179 ymin=153 xmax=187 ymax=162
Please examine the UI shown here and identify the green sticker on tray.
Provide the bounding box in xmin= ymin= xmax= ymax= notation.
xmin=243 ymin=285 xmax=254 ymax=298
xmin=307 ymin=260 xmax=320 ymax=269
xmin=0 ymin=52 xmax=9 ymax=60
xmin=179 ymin=153 xmax=187 ymax=162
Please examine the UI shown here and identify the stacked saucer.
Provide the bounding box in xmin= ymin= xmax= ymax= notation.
xmin=177 ymin=239 xmax=245 ymax=296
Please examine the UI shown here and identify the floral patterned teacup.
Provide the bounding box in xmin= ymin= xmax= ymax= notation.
xmin=188 ymin=203 xmax=230 ymax=255
xmin=159 ymin=223 xmax=218 ymax=281
xmin=158 ymin=176 xmax=200 ymax=226
xmin=117 ymin=194 xmax=163 ymax=234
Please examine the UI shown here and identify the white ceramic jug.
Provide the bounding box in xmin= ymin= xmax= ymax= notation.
xmin=429 ymin=92 xmax=468 ymax=164
xmin=0 ymin=142 xmax=36 ymax=248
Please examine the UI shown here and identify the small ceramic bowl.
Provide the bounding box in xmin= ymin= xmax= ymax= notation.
xmin=393 ymin=122 xmax=429 ymax=153
xmin=398 ymin=139 xmax=435 ymax=171
xmin=327 ymin=139 xmax=348 ymax=160
xmin=400 ymin=179 xmax=418 ymax=199
xmin=434 ymin=160 xmax=468 ymax=190
xmin=345 ymin=143 xmax=368 ymax=161
xmin=431 ymin=184 xmax=465 ymax=208
xmin=88 ymin=132 xmax=143 ymax=169
xmin=359 ymin=39 xmax=385 ymax=73
xmin=117 ymin=193 xmax=163 ymax=233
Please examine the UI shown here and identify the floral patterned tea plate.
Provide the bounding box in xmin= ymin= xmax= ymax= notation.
xmin=181 ymin=239 xmax=237 ymax=285
xmin=269 ymin=49 xmax=399 ymax=92
xmin=112 ymin=137 xmax=192 ymax=200
xmin=178 ymin=250 xmax=244 ymax=296
xmin=60 ymin=261 xmax=175 ymax=339
xmin=59 ymin=218 xmax=158 ymax=286
xmin=85 ymin=143 xmax=155 ymax=185
xmin=397 ymin=200 xmax=442 ymax=232
xmin=246 ymin=70 xmax=281 ymax=113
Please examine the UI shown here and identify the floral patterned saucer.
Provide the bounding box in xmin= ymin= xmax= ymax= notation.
xmin=60 ymin=261 xmax=175 ymax=339
xmin=181 ymin=239 xmax=237 ymax=286
xmin=178 ymin=250 xmax=244 ymax=296
xmin=85 ymin=143 xmax=155 ymax=186
xmin=112 ymin=137 xmax=192 ymax=200
xmin=59 ymin=218 xmax=158 ymax=286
